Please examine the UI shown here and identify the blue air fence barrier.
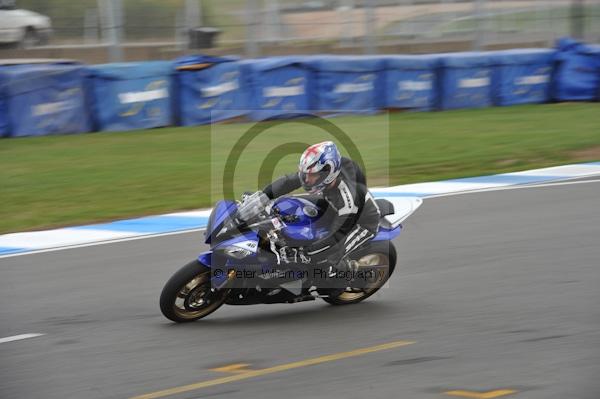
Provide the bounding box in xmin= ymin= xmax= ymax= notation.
xmin=553 ymin=38 xmax=600 ymax=102
xmin=174 ymin=55 xmax=247 ymax=125
xmin=383 ymin=55 xmax=440 ymax=111
xmin=85 ymin=61 xmax=175 ymax=132
xmin=0 ymin=64 xmax=90 ymax=138
xmin=491 ymin=49 xmax=557 ymax=106
xmin=304 ymin=55 xmax=385 ymax=114
xmin=241 ymin=57 xmax=312 ymax=121
xmin=438 ymin=52 xmax=495 ymax=110
xmin=0 ymin=87 xmax=8 ymax=137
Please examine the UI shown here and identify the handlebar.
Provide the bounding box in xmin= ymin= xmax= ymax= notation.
xmin=229 ymin=191 xmax=284 ymax=234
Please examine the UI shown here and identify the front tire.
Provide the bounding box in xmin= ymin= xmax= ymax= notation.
xmin=160 ymin=260 xmax=229 ymax=322
xmin=323 ymin=241 xmax=396 ymax=305
xmin=20 ymin=28 xmax=40 ymax=49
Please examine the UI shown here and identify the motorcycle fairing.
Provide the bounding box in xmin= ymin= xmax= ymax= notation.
xmin=200 ymin=231 xmax=265 ymax=286
xmin=213 ymin=232 xmax=261 ymax=256
xmin=199 ymin=231 xmax=262 ymax=266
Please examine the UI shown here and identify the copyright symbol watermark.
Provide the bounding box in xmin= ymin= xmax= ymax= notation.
xmin=209 ymin=110 xmax=390 ymax=202
xmin=213 ymin=269 xmax=224 ymax=278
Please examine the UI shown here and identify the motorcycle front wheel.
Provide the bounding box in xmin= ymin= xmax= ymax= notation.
xmin=160 ymin=260 xmax=229 ymax=322
xmin=322 ymin=241 xmax=396 ymax=305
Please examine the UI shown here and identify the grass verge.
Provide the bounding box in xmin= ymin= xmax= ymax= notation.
xmin=1 ymin=103 xmax=599 ymax=234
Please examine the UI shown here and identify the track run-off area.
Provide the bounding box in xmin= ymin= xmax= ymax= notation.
xmin=1 ymin=177 xmax=600 ymax=399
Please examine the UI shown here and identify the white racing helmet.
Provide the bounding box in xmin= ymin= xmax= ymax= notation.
xmin=298 ymin=141 xmax=342 ymax=194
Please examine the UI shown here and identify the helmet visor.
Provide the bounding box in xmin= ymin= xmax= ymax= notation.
xmin=299 ymin=164 xmax=331 ymax=191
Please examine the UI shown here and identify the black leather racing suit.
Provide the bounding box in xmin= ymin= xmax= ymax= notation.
xmin=263 ymin=157 xmax=380 ymax=262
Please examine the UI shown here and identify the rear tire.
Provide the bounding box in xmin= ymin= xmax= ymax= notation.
xmin=160 ymin=260 xmax=229 ymax=322
xmin=323 ymin=241 xmax=396 ymax=306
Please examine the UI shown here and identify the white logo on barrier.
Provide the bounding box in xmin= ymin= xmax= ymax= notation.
xmin=33 ymin=88 xmax=82 ymax=129
xmin=398 ymin=80 xmax=432 ymax=91
xmin=118 ymin=88 xmax=169 ymax=104
xmin=32 ymin=101 xmax=72 ymax=117
xmin=333 ymin=82 xmax=373 ymax=94
xmin=515 ymin=75 xmax=549 ymax=85
xmin=201 ymin=80 xmax=239 ymax=97
xmin=458 ymin=77 xmax=490 ymax=88
xmin=263 ymin=85 xmax=305 ymax=97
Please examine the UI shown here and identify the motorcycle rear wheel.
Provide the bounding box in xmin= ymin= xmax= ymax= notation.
xmin=322 ymin=242 xmax=396 ymax=305
xmin=160 ymin=260 xmax=229 ymax=322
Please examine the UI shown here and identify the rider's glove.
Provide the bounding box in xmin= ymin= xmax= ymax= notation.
xmin=237 ymin=191 xmax=270 ymax=222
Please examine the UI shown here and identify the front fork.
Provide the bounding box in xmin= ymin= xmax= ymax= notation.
xmin=198 ymin=251 xmax=234 ymax=290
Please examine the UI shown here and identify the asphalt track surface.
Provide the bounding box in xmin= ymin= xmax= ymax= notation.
xmin=1 ymin=180 xmax=599 ymax=399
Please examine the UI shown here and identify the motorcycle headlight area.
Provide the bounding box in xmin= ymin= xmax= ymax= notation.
xmin=224 ymin=246 xmax=253 ymax=259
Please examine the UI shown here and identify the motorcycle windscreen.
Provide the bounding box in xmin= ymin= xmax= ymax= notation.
xmin=205 ymin=200 xmax=238 ymax=244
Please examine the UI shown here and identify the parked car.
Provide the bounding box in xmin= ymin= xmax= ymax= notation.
xmin=0 ymin=0 xmax=52 ymax=48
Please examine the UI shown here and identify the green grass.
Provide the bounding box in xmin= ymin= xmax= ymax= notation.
xmin=1 ymin=103 xmax=599 ymax=234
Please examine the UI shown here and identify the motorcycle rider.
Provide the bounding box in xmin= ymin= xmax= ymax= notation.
xmin=246 ymin=141 xmax=381 ymax=271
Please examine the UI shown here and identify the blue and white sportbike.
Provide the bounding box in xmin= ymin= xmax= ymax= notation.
xmin=160 ymin=192 xmax=422 ymax=322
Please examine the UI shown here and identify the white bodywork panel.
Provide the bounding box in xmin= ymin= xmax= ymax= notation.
xmin=232 ymin=240 xmax=259 ymax=253
xmin=382 ymin=197 xmax=423 ymax=229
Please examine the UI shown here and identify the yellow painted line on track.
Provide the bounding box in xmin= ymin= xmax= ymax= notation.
xmin=445 ymin=389 xmax=518 ymax=399
xmin=210 ymin=363 xmax=254 ymax=374
xmin=130 ymin=340 xmax=415 ymax=399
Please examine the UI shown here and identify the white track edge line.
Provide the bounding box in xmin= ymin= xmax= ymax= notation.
xmin=426 ymin=177 xmax=600 ymax=199
xmin=0 ymin=333 xmax=45 ymax=344
xmin=2 ymin=175 xmax=600 ymax=260
xmin=0 ymin=228 xmax=207 ymax=259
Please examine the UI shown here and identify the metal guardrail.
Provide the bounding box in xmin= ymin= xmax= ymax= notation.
xmin=3 ymin=0 xmax=600 ymax=60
